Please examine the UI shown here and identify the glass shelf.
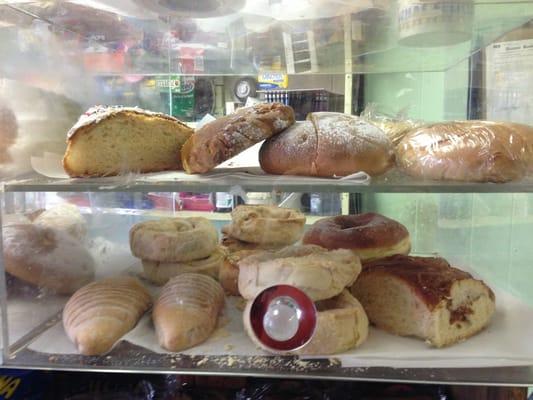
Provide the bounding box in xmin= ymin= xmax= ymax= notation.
xmin=5 ymin=171 xmax=533 ymax=193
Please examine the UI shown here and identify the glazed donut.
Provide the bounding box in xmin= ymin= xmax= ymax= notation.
xmin=142 ymin=247 xmax=225 ymax=285
xmin=3 ymin=224 xmax=95 ymax=294
xmin=238 ymin=244 xmax=361 ymax=301
xmin=129 ymin=217 xmax=218 ymax=262
xmin=243 ymin=289 xmax=368 ymax=355
xmin=302 ymin=213 xmax=410 ymax=263
xmin=224 ymin=205 xmax=305 ymax=246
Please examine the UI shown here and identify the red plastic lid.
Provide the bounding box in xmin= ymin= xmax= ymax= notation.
xmin=249 ymin=285 xmax=317 ymax=352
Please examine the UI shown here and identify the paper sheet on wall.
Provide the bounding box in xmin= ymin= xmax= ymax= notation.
xmin=485 ymin=39 xmax=533 ymax=124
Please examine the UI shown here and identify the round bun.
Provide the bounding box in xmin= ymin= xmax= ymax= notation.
xmin=33 ymin=203 xmax=87 ymax=241
xmin=243 ymin=289 xmax=369 ymax=355
xmin=238 ymin=244 xmax=362 ymax=301
xmin=396 ymin=121 xmax=533 ymax=182
xmin=302 ymin=213 xmax=410 ymax=263
xmin=259 ymin=112 xmax=394 ymax=177
xmin=129 ymin=217 xmax=218 ymax=262
xmin=142 ymin=247 xmax=225 ymax=285
xmin=3 ymin=224 xmax=95 ymax=294
xmin=224 ymin=205 xmax=305 ymax=246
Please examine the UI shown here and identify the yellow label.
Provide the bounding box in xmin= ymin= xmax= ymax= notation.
xmin=257 ymin=70 xmax=288 ymax=89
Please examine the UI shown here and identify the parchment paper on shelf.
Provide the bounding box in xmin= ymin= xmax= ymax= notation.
xmin=25 ymin=286 xmax=533 ymax=369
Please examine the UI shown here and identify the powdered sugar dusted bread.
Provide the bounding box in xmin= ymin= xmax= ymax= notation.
xmin=181 ymin=102 xmax=295 ymax=174
xmin=63 ymin=106 xmax=192 ymax=177
xmin=260 ymin=112 xmax=394 ymax=177
xmin=238 ymin=244 xmax=362 ymax=301
xmin=3 ymin=224 xmax=95 ymax=294
xmin=351 ymin=255 xmax=495 ymax=347
xmin=63 ymin=276 xmax=151 ymax=355
xmin=33 ymin=203 xmax=87 ymax=241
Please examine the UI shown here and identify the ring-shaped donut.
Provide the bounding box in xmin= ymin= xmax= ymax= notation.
xmin=303 ymin=213 xmax=410 ymax=263
xmin=130 ymin=217 xmax=218 ymax=262
xmin=225 ymin=205 xmax=305 ymax=245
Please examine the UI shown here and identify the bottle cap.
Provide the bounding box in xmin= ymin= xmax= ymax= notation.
xmin=248 ymin=284 xmax=317 ymax=352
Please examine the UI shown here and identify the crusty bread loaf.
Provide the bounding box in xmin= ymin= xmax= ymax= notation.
xmin=243 ymin=289 xmax=369 ymax=355
xmin=130 ymin=217 xmax=218 ymax=262
xmin=259 ymin=112 xmax=394 ymax=177
xmin=396 ymin=121 xmax=533 ymax=182
xmin=181 ymin=102 xmax=295 ymax=174
xmin=63 ymin=276 xmax=151 ymax=355
xmin=153 ymin=273 xmax=224 ymax=351
xmin=351 ymin=255 xmax=496 ymax=347
xmin=221 ymin=234 xmax=284 ymax=253
xmin=238 ymin=245 xmax=361 ymax=301
xmin=63 ymin=106 xmax=192 ymax=177
xmin=142 ymin=247 xmax=225 ymax=285
xmin=3 ymin=224 xmax=95 ymax=294
xmin=224 ymin=205 xmax=305 ymax=245
xmin=33 ymin=203 xmax=87 ymax=241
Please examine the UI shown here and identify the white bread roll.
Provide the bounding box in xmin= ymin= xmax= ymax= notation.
xmin=238 ymin=245 xmax=362 ymax=301
xmin=63 ymin=276 xmax=151 ymax=355
xmin=153 ymin=273 xmax=224 ymax=352
xmin=129 ymin=217 xmax=218 ymax=262
xmin=351 ymin=255 xmax=496 ymax=347
xmin=3 ymin=224 xmax=95 ymax=294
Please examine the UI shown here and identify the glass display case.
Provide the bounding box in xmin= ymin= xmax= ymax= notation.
xmin=1 ymin=0 xmax=533 ymax=387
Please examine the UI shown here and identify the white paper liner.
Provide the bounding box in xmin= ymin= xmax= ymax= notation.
xmin=29 ymin=147 xmax=371 ymax=186
xmin=20 ymin=266 xmax=533 ymax=369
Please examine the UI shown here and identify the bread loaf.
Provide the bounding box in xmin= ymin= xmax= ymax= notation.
xmin=259 ymin=112 xmax=394 ymax=177
xmin=238 ymin=245 xmax=362 ymax=301
xmin=181 ymin=102 xmax=295 ymax=174
xmin=3 ymin=224 xmax=95 ymax=294
xmin=396 ymin=120 xmax=533 ymax=182
xmin=351 ymin=255 xmax=496 ymax=347
xmin=219 ymin=249 xmax=258 ymax=295
xmin=63 ymin=106 xmax=192 ymax=177
xmin=153 ymin=273 xmax=225 ymax=351
xmin=63 ymin=276 xmax=151 ymax=355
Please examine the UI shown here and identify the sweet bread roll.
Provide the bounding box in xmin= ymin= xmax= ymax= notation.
xmin=224 ymin=205 xmax=305 ymax=246
xmin=219 ymin=249 xmax=258 ymax=296
xmin=259 ymin=112 xmax=394 ymax=177
xmin=153 ymin=273 xmax=225 ymax=351
xmin=33 ymin=203 xmax=87 ymax=241
xmin=63 ymin=106 xmax=193 ymax=177
xmin=243 ymin=289 xmax=368 ymax=355
xmin=220 ymin=234 xmax=285 ymax=253
xmin=142 ymin=247 xmax=225 ymax=285
xmin=396 ymin=121 xmax=533 ymax=182
xmin=63 ymin=276 xmax=151 ymax=355
xmin=302 ymin=213 xmax=411 ymax=262
xmin=129 ymin=217 xmax=218 ymax=262
xmin=238 ymin=245 xmax=361 ymax=301
xmin=3 ymin=224 xmax=95 ymax=294
xmin=181 ymin=102 xmax=295 ymax=174
xmin=351 ymin=255 xmax=496 ymax=347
